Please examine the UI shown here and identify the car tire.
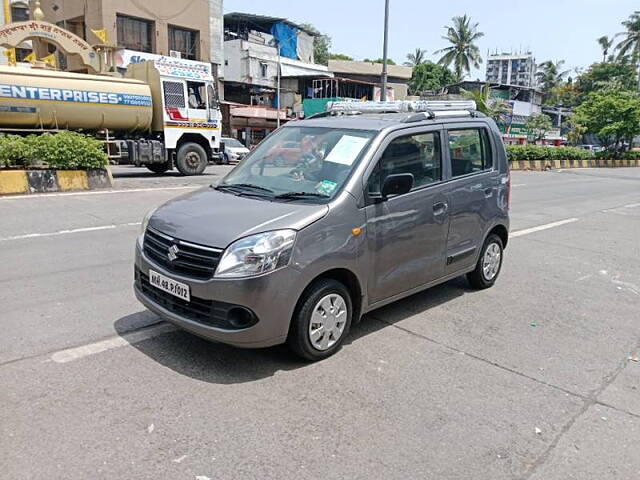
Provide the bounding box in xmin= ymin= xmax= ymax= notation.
xmin=287 ymin=279 xmax=353 ymax=361
xmin=146 ymin=162 xmax=171 ymax=174
xmin=176 ymin=142 xmax=207 ymax=176
xmin=467 ymin=233 xmax=504 ymax=289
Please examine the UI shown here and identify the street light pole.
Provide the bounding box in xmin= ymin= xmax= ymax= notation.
xmin=276 ymin=40 xmax=281 ymax=129
xmin=380 ymin=0 xmax=390 ymax=101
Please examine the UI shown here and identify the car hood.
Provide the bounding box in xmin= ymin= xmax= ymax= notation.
xmin=148 ymin=187 xmax=329 ymax=248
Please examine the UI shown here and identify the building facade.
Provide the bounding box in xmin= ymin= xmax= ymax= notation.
xmin=223 ymin=12 xmax=332 ymax=145
xmin=38 ymin=0 xmax=213 ymax=72
xmin=485 ymin=52 xmax=536 ymax=88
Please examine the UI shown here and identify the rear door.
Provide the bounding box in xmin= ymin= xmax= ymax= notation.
xmin=443 ymin=123 xmax=500 ymax=273
xmin=363 ymin=126 xmax=450 ymax=304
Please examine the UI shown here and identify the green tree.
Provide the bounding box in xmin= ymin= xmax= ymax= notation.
xmin=597 ymin=35 xmax=614 ymax=63
xmin=525 ymin=113 xmax=553 ymax=142
xmin=435 ymin=14 xmax=484 ymax=81
xmin=461 ymin=83 xmax=510 ymax=123
xmin=615 ymin=11 xmax=640 ymax=88
xmin=404 ymin=48 xmax=427 ymax=67
xmin=572 ymin=90 xmax=640 ymax=153
xmin=577 ymin=61 xmax=637 ymax=94
xmin=536 ymin=60 xmax=570 ymax=98
xmin=327 ymin=53 xmax=353 ymax=61
xmin=363 ymin=58 xmax=396 ymax=65
xmin=300 ymin=23 xmax=331 ymax=65
xmin=408 ymin=61 xmax=456 ymax=95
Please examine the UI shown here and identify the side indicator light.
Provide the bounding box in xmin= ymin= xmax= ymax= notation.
xmin=351 ymin=227 xmax=362 ymax=236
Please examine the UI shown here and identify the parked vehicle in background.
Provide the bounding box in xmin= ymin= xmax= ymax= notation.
xmin=0 ymin=55 xmax=222 ymax=176
xmin=580 ymin=144 xmax=603 ymax=152
xmin=221 ymin=137 xmax=250 ymax=164
xmin=135 ymin=100 xmax=510 ymax=361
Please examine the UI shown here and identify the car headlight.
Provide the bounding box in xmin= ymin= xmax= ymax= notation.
xmin=140 ymin=207 xmax=157 ymax=234
xmin=215 ymin=229 xmax=297 ymax=278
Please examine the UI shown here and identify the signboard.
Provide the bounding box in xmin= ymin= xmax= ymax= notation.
xmin=116 ymin=49 xmax=213 ymax=81
xmin=0 ymin=21 xmax=100 ymax=72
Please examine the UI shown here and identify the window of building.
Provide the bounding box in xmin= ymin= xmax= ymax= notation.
xmin=10 ymin=3 xmax=29 ymax=22
xmin=448 ymin=129 xmax=492 ymax=177
xmin=169 ymin=25 xmax=199 ymax=60
xmin=117 ymin=14 xmax=153 ymax=53
xmin=163 ymin=81 xmax=185 ymax=108
xmin=368 ymin=132 xmax=442 ymax=196
xmin=259 ymin=62 xmax=268 ymax=78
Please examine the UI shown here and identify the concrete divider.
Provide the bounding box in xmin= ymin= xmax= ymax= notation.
xmin=509 ymin=158 xmax=640 ymax=171
xmin=0 ymin=168 xmax=112 ymax=196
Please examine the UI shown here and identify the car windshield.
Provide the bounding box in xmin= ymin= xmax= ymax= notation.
xmin=223 ymin=138 xmax=245 ymax=148
xmin=218 ymin=126 xmax=376 ymax=201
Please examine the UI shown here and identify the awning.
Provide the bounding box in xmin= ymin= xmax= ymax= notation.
xmin=280 ymin=63 xmax=333 ymax=78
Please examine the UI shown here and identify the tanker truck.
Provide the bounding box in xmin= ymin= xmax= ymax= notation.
xmin=0 ymin=55 xmax=222 ymax=175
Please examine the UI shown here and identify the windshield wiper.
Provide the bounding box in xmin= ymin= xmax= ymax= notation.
xmin=274 ymin=191 xmax=330 ymax=200
xmin=214 ymin=183 xmax=274 ymax=194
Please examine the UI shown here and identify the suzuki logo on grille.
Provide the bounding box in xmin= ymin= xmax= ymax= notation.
xmin=167 ymin=244 xmax=179 ymax=262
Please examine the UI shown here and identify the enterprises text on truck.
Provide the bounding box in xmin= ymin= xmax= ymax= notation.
xmin=0 ymin=56 xmax=222 ymax=175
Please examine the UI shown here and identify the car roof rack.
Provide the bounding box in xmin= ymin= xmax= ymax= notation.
xmin=322 ymin=100 xmax=477 ymax=121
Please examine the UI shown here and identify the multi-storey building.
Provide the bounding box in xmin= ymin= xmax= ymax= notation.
xmin=485 ymin=52 xmax=536 ymax=88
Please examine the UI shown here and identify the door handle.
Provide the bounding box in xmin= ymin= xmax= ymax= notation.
xmin=433 ymin=201 xmax=448 ymax=216
xmin=484 ymin=187 xmax=493 ymax=198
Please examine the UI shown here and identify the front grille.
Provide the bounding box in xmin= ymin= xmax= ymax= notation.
xmin=137 ymin=271 xmax=247 ymax=329
xmin=143 ymin=227 xmax=221 ymax=280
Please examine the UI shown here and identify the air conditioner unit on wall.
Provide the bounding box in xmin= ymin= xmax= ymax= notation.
xmin=169 ymin=50 xmax=182 ymax=59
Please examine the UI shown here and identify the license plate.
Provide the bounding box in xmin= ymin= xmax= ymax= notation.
xmin=149 ymin=270 xmax=190 ymax=302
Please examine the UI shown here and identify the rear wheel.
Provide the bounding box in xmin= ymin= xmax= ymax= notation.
xmin=176 ymin=142 xmax=207 ymax=176
xmin=146 ymin=162 xmax=171 ymax=174
xmin=467 ymin=234 xmax=504 ymax=289
xmin=287 ymin=279 xmax=353 ymax=361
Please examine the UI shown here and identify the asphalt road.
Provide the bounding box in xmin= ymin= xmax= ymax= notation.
xmin=1 ymin=167 xmax=639 ymax=479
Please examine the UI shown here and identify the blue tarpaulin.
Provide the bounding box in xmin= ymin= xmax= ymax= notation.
xmin=271 ymin=22 xmax=298 ymax=60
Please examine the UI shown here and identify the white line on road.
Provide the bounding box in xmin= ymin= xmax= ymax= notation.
xmin=0 ymin=185 xmax=199 ymax=200
xmin=511 ymin=183 xmax=526 ymax=187
xmin=0 ymin=222 xmax=141 ymax=242
xmin=511 ymin=218 xmax=579 ymax=238
xmin=51 ymin=323 xmax=176 ymax=363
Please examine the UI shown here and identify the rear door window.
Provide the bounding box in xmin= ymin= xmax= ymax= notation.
xmin=447 ymin=129 xmax=492 ymax=177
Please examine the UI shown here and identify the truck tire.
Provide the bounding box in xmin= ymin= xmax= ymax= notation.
xmin=176 ymin=142 xmax=207 ymax=176
xmin=146 ymin=162 xmax=171 ymax=174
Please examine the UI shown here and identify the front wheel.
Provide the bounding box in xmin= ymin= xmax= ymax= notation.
xmin=287 ymin=279 xmax=353 ymax=361
xmin=467 ymin=234 xmax=504 ymax=289
xmin=176 ymin=142 xmax=207 ymax=176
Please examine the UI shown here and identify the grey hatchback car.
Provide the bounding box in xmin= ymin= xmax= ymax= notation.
xmin=134 ymin=100 xmax=510 ymax=360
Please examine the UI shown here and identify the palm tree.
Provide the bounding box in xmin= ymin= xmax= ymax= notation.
xmin=615 ymin=11 xmax=640 ymax=89
xmin=435 ymin=15 xmax=484 ymax=81
xmin=597 ymin=35 xmax=614 ymax=62
xmin=404 ymin=48 xmax=427 ymax=67
xmin=462 ymin=83 xmax=509 ymax=123
xmin=536 ymin=60 xmax=570 ymax=95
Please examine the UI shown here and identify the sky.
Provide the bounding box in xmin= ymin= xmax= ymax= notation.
xmin=224 ymin=0 xmax=638 ymax=78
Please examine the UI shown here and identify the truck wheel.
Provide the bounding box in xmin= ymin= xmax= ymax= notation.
xmin=176 ymin=143 xmax=207 ymax=176
xmin=146 ymin=162 xmax=171 ymax=174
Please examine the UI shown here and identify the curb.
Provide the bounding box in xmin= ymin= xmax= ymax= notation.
xmin=509 ymin=159 xmax=640 ymax=170
xmin=0 ymin=168 xmax=112 ymax=196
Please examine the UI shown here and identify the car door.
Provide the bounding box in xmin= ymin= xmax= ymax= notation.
xmin=363 ymin=127 xmax=450 ymax=305
xmin=443 ymin=123 xmax=500 ymax=273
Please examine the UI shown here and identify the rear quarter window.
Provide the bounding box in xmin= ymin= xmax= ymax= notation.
xmin=448 ymin=128 xmax=492 ymax=177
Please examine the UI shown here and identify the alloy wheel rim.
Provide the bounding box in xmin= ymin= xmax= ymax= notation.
xmin=309 ymin=293 xmax=347 ymax=351
xmin=482 ymin=242 xmax=501 ymax=281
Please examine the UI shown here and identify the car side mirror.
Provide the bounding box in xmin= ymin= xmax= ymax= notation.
xmin=380 ymin=173 xmax=414 ymax=200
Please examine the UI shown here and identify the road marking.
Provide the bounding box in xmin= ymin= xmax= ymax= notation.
xmin=511 ymin=183 xmax=526 ymax=187
xmin=51 ymin=323 xmax=176 ymax=363
xmin=0 ymin=222 xmax=141 ymax=242
xmin=0 ymin=185 xmax=199 ymax=200
xmin=511 ymin=218 xmax=579 ymax=238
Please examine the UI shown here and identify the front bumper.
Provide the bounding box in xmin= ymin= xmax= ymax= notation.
xmin=134 ymin=237 xmax=301 ymax=348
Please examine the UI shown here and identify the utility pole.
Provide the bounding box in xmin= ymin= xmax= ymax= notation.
xmin=380 ymin=0 xmax=390 ymax=101
xmin=276 ymin=41 xmax=281 ymax=128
